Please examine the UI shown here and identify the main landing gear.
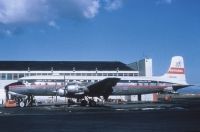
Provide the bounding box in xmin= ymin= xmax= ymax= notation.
xmin=18 ymin=95 xmax=35 ymax=108
xmin=80 ymin=98 xmax=97 ymax=107
xmin=89 ymin=99 xmax=96 ymax=107
xmin=80 ymin=100 xmax=88 ymax=107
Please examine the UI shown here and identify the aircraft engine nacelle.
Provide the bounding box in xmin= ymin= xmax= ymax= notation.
xmin=67 ymin=85 xmax=80 ymax=93
xmin=67 ymin=84 xmax=85 ymax=94
xmin=57 ymin=84 xmax=85 ymax=96
xmin=57 ymin=89 xmax=67 ymax=97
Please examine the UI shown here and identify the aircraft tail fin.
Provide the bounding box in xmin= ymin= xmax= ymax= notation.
xmin=162 ymin=56 xmax=188 ymax=85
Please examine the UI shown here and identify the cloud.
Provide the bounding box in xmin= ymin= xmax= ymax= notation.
xmin=0 ymin=29 xmax=11 ymax=37
xmin=104 ymin=0 xmax=123 ymax=11
xmin=47 ymin=0 xmax=100 ymax=19
xmin=0 ymin=0 xmax=104 ymax=25
xmin=156 ymin=0 xmax=173 ymax=5
xmin=0 ymin=25 xmax=23 ymax=37
xmin=0 ymin=0 xmax=49 ymax=24
xmin=0 ymin=0 xmax=124 ymax=36
xmin=48 ymin=20 xmax=59 ymax=29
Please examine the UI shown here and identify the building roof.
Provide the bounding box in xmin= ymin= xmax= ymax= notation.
xmin=0 ymin=61 xmax=134 ymax=71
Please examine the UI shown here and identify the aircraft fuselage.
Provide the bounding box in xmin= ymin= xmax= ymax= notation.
xmin=7 ymin=80 xmax=175 ymax=98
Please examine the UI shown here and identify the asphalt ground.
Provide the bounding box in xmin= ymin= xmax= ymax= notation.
xmin=0 ymin=101 xmax=200 ymax=132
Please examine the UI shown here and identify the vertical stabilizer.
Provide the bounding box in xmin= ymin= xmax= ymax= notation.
xmin=163 ymin=56 xmax=187 ymax=84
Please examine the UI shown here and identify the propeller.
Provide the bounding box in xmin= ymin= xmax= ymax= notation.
xmin=55 ymin=80 xmax=58 ymax=103
xmin=64 ymin=75 xmax=67 ymax=106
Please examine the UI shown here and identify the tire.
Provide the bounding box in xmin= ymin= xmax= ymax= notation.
xmin=81 ymin=100 xmax=88 ymax=106
xmin=19 ymin=101 xmax=25 ymax=107
xmin=89 ymin=100 xmax=96 ymax=107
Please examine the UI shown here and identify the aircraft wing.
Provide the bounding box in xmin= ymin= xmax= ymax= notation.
xmin=87 ymin=78 xmax=120 ymax=99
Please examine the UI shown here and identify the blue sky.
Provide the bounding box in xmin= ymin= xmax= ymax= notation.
xmin=0 ymin=0 xmax=200 ymax=86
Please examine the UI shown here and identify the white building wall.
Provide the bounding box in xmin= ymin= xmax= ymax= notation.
xmin=144 ymin=58 xmax=153 ymax=77
xmin=128 ymin=58 xmax=152 ymax=77
xmin=109 ymin=95 xmax=126 ymax=101
xmin=131 ymin=95 xmax=138 ymax=101
xmin=141 ymin=94 xmax=153 ymax=101
xmin=0 ymin=88 xmax=5 ymax=104
xmin=138 ymin=58 xmax=152 ymax=77
xmin=139 ymin=59 xmax=154 ymax=101
xmin=0 ymin=80 xmax=17 ymax=104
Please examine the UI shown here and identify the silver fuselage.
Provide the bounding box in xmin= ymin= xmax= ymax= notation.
xmin=8 ymin=81 xmax=172 ymax=98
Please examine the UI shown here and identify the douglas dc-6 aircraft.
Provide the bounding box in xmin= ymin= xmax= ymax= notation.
xmin=5 ymin=56 xmax=191 ymax=107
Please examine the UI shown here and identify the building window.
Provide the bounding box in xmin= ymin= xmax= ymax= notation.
xmin=91 ymin=73 xmax=96 ymax=76
xmin=124 ymin=73 xmax=128 ymax=76
xmin=82 ymin=73 xmax=86 ymax=76
xmin=103 ymin=73 xmax=107 ymax=76
xmin=7 ymin=74 xmax=12 ymax=80
xmin=1 ymin=74 xmax=6 ymax=80
xmin=42 ymin=73 xmax=48 ymax=76
xmin=97 ymin=73 xmax=102 ymax=76
xmin=19 ymin=73 xmax=25 ymax=78
xmin=108 ymin=73 xmax=113 ymax=76
xmin=87 ymin=73 xmax=92 ymax=76
xmin=13 ymin=74 xmax=18 ymax=80
xmin=128 ymin=73 xmax=134 ymax=76
xmin=25 ymin=73 xmax=30 ymax=77
xmin=71 ymin=73 xmax=75 ymax=76
xmin=30 ymin=73 xmax=36 ymax=76
xmin=65 ymin=73 xmax=70 ymax=76
xmin=134 ymin=73 xmax=139 ymax=76
xmin=113 ymin=73 xmax=117 ymax=76
xmin=76 ymin=73 xmax=81 ymax=76
xmin=118 ymin=73 xmax=123 ymax=76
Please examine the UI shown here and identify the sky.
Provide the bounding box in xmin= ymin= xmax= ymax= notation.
xmin=0 ymin=0 xmax=200 ymax=86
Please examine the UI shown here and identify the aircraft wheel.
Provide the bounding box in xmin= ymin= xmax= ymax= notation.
xmin=81 ymin=100 xmax=88 ymax=106
xmin=89 ymin=100 xmax=96 ymax=107
xmin=19 ymin=101 xmax=25 ymax=108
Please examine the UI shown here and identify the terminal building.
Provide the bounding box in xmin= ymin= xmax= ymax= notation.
xmin=0 ymin=58 xmax=153 ymax=103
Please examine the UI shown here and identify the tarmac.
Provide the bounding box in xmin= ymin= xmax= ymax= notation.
xmin=0 ymin=98 xmax=200 ymax=132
